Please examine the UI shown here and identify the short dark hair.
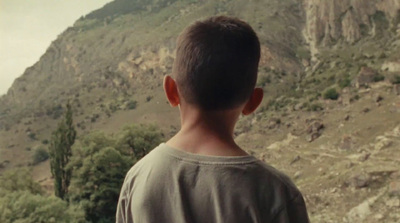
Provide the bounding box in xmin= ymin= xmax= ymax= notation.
xmin=172 ymin=16 xmax=260 ymax=110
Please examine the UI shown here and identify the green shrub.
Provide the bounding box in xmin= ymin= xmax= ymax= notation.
xmin=108 ymin=102 xmax=119 ymax=112
xmin=257 ymin=75 xmax=271 ymax=87
xmin=373 ymin=74 xmax=385 ymax=82
xmin=308 ymin=103 xmax=324 ymax=111
xmin=378 ymin=52 xmax=386 ymax=59
xmin=32 ymin=147 xmax=49 ymax=165
xmin=390 ymin=74 xmax=400 ymax=84
xmin=28 ymin=132 xmax=36 ymax=140
xmin=127 ymin=100 xmax=137 ymax=110
xmin=91 ymin=114 xmax=100 ymax=123
xmin=323 ymin=88 xmax=339 ymax=100
xmin=41 ymin=139 xmax=49 ymax=145
xmin=338 ymin=78 xmax=351 ymax=88
xmin=350 ymin=94 xmax=360 ymax=102
xmin=46 ymin=104 xmax=63 ymax=119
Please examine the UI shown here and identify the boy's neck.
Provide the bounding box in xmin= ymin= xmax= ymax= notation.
xmin=166 ymin=105 xmax=248 ymax=156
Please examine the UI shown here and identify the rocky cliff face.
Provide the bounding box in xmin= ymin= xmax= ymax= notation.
xmin=303 ymin=0 xmax=400 ymax=60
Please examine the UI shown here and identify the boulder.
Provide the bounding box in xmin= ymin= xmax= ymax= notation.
xmin=267 ymin=117 xmax=281 ymax=129
xmin=382 ymin=61 xmax=400 ymax=73
xmin=389 ymin=181 xmax=400 ymax=196
xmin=374 ymin=136 xmax=393 ymax=150
xmin=306 ymin=120 xmax=324 ymax=142
xmin=354 ymin=67 xmax=377 ymax=88
xmin=347 ymin=173 xmax=371 ymax=188
xmin=340 ymin=135 xmax=354 ymax=150
xmin=394 ymin=84 xmax=400 ymax=95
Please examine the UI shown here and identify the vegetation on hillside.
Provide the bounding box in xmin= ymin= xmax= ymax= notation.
xmin=1 ymin=122 xmax=163 ymax=223
xmin=0 ymin=168 xmax=86 ymax=223
xmin=49 ymin=102 xmax=76 ymax=200
xmin=68 ymin=124 xmax=163 ymax=222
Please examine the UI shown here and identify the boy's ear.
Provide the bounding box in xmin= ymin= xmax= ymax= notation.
xmin=163 ymin=75 xmax=180 ymax=107
xmin=242 ymin=88 xmax=263 ymax=116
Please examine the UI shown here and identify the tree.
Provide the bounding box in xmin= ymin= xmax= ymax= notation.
xmin=116 ymin=124 xmax=164 ymax=161
xmin=49 ymin=102 xmax=76 ymax=200
xmin=69 ymin=146 xmax=131 ymax=223
xmin=67 ymin=125 xmax=163 ymax=222
xmin=0 ymin=191 xmax=87 ymax=223
xmin=0 ymin=168 xmax=42 ymax=195
xmin=0 ymin=168 xmax=86 ymax=223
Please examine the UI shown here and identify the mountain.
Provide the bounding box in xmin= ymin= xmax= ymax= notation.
xmin=1 ymin=0 xmax=400 ymax=222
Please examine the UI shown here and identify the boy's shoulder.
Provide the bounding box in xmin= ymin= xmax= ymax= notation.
xmin=120 ymin=143 xmax=309 ymax=222
xmin=126 ymin=143 xmax=301 ymax=195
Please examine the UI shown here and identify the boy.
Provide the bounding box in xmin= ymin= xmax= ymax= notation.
xmin=116 ymin=16 xmax=309 ymax=223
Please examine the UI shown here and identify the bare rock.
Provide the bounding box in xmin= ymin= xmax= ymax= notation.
xmin=362 ymin=107 xmax=370 ymax=113
xmin=390 ymin=171 xmax=400 ymax=180
xmin=374 ymin=136 xmax=393 ymax=150
xmin=373 ymin=213 xmax=384 ymax=220
xmin=293 ymin=103 xmax=304 ymax=111
xmin=341 ymin=10 xmax=361 ymax=43
xmin=347 ymin=173 xmax=371 ymax=188
xmin=294 ymin=171 xmax=302 ymax=179
xmin=346 ymin=200 xmax=371 ymax=222
xmin=346 ymin=162 xmax=355 ymax=168
xmin=290 ymin=155 xmax=301 ymax=165
xmin=340 ymin=135 xmax=354 ymax=150
xmin=355 ymin=67 xmax=378 ymax=88
xmin=306 ymin=121 xmax=324 ymax=133
xmin=306 ymin=120 xmax=324 ymax=142
xmin=345 ymin=191 xmax=384 ymax=222
xmin=307 ymin=132 xmax=321 ymax=142
xmin=268 ymin=118 xmax=281 ymax=129
xmin=387 ymin=125 xmax=400 ymax=137
xmin=389 ymin=181 xmax=400 ymax=196
xmin=375 ymin=95 xmax=383 ymax=103
xmin=394 ymin=84 xmax=400 ymax=95
xmin=386 ymin=198 xmax=400 ymax=208
xmin=382 ymin=61 xmax=400 ymax=73
xmin=358 ymin=152 xmax=371 ymax=162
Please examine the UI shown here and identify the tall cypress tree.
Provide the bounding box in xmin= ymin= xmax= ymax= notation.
xmin=49 ymin=102 xmax=76 ymax=200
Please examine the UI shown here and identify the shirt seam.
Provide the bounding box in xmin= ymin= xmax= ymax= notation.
xmin=164 ymin=151 xmax=258 ymax=166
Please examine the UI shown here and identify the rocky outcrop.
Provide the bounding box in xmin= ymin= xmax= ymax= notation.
xmin=382 ymin=60 xmax=400 ymax=73
xmin=302 ymin=0 xmax=400 ymax=60
xmin=354 ymin=66 xmax=378 ymax=88
xmin=117 ymin=46 xmax=174 ymax=87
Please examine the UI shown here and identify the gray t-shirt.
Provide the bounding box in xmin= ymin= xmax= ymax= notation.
xmin=116 ymin=143 xmax=309 ymax=223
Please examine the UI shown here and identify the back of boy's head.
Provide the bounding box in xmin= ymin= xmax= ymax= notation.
xmin=172 ymin=16 xmax=261 ymax=111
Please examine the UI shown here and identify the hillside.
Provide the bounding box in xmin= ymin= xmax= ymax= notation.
xmin=1 ymin=0 xmax=400 ymax=222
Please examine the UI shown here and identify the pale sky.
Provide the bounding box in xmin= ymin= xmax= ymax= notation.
xmin=0 ymin=0 xmax=113 ymax=95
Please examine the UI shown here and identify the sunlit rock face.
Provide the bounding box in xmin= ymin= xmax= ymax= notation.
xmin=303 ymin=0 xmax=400 ymax=52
